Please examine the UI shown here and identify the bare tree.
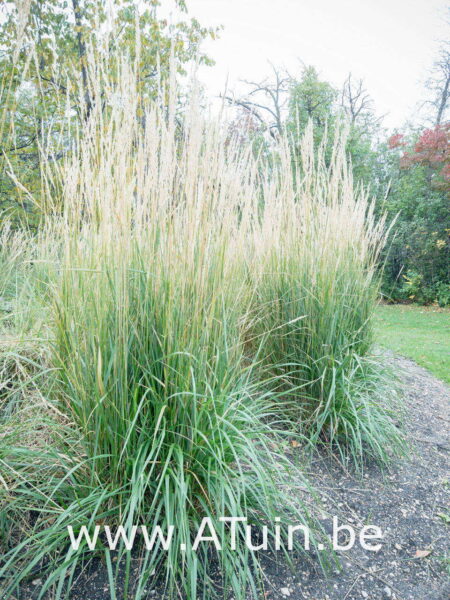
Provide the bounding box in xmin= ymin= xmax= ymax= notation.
xmin=419 ymin=44 xmax=450 ymax=126
xmin=429 ymin=45 xmax=450 ymax=125
xmin=222 ymin=63 xmax=290 ymax=138
xmin=340 ymin=74 xmax=373 ymax=124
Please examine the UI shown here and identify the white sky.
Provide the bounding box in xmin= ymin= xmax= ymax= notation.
xmin=178 ymin=0 xmax=450 ymax=129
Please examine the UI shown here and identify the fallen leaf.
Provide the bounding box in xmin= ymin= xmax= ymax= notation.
xmin=290 ymin=440 xmax=300 ymax=448
xmin=414 ymin=549 xmax=432 ymax=559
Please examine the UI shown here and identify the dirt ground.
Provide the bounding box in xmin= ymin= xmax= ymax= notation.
xmin=257 ymin=353 xmax=450 ymax=600
xmin=14 ymin=354 xmax=450 ymax=600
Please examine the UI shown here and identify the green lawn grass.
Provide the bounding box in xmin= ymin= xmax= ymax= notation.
xmin=375 ymin=304 xmax=450 ymax=384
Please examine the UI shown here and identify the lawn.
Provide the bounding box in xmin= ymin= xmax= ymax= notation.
xmin=375 ymin=304 xmax=450 ymax=384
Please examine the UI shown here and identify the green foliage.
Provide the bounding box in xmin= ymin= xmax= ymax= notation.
xmin=435 ymin=281 xmax=450 ymax=307
xmin=286 ymin=67 xmax=380 ymax=193
xmin=286 ymin=66 xmax=338 ymax=176
xmin=377 ymin=139 xmax=450 ymax=305
xmin=0 ymin=0 xmax=217 ymax=221
xmin=346 ymin=123 xmax=379 ymax=187
xmin=287 ymin=66 xmax=336 ymax=136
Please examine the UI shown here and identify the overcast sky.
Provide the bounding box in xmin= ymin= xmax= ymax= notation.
xmin=176 ymin=0 xmax=449 ymax=129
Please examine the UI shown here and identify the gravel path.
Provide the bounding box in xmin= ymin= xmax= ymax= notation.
xmin=259 ymin=354 xmax=450 ymax=600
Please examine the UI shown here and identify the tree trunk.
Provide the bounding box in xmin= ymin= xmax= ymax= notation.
xmin=71 ymin=0 xmax=92 ymax=119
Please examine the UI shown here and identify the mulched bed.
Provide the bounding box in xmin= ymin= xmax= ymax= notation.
xmin=257 ymin=353 xmax=450 ymax=600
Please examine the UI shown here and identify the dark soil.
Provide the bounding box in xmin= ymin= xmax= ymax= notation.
xmin=256 ymin=353 xmax=450 ymax=600
xmin=12 ymin=354 xmax=450 ymax=600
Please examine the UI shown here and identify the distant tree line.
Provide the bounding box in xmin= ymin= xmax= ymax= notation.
xmin=1 ymin=1 xmax=449 ymax=304
xmin=225 ymin=52 xmax=450 ymax=306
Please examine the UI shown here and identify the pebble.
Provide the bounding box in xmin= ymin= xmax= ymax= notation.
xmin=280 ymin=588 xmax=291 ymax=597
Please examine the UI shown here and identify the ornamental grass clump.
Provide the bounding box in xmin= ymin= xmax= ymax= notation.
xmin=0 ymin=60 xmax=325 ymax=600
xmin=0 ymin=37 xmax=403 ymax=600
xmin=249 ymin=128 xmax=404 ymax=465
